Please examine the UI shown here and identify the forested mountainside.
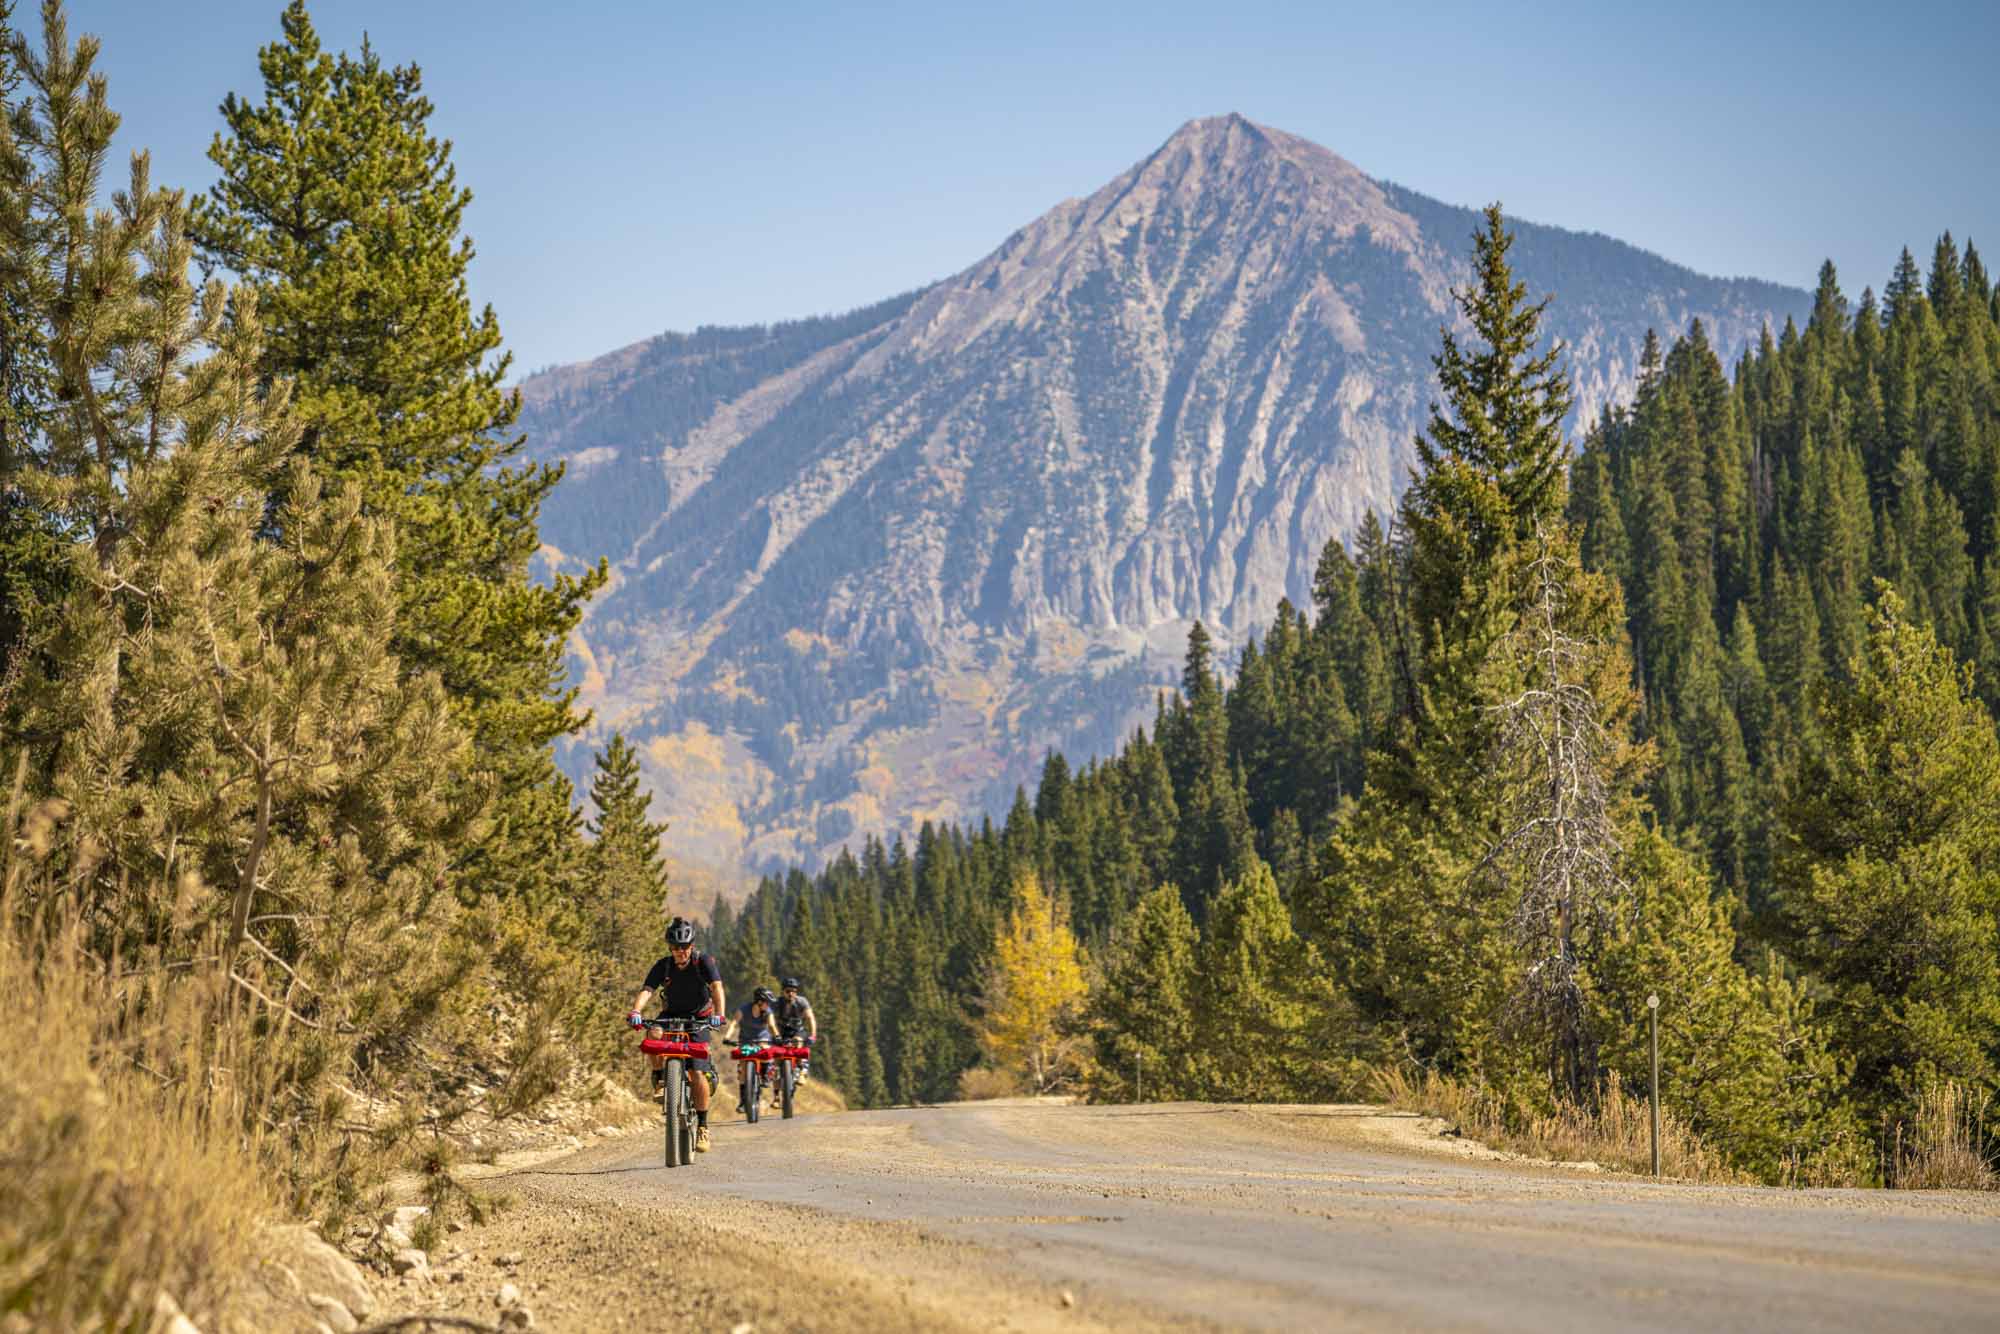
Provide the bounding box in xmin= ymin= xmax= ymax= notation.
xmin=520 ymin=114 xmax=1809 ymax=874
xmin=704 ymin=221 xmax=2000 ymax=1188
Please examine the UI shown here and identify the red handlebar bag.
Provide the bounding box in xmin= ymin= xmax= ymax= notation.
xmin=640 ymin=1037 xmax=710 ymax=1058
xmin=767 ymin=1045 xmax=810 ymax=1061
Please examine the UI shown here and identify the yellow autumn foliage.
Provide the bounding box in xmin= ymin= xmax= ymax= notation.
xmin=976 ymin=874 xmax=1091 ymax=1094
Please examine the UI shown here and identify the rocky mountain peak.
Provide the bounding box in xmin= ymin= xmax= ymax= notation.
xmin=521 ymin=121 xmax=1809 ymax=877
xmin=1154 ymin=113 xmax=1368 ymax=188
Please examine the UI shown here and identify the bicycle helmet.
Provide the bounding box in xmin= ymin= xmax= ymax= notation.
xmin=666 ymin=916 xmax=695 ymax=947
xmin=753 ymin=986 xmax=777 ymax=1004
xmin=781 ymin=977 xmax=801 ymax=991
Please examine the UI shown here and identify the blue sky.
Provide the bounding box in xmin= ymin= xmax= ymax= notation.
xmin=69 ymin=0 xmax=2000 ymax=378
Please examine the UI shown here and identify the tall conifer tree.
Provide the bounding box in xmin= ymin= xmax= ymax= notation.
xmin=193 ymin=2 xmax=606 ymax=905
xmin=585 ymin=733 xmax=670 ymax=978
xmin=1402 ymin=203 xmax=1574 ymax=670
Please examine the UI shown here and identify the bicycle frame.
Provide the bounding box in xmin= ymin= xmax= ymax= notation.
xmin=640 ymin=1018 xmax=711 ymax=1166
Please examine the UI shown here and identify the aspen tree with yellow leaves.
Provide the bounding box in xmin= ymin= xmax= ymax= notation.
xmin=975 ymin=874 xmax=1091 ymax=1094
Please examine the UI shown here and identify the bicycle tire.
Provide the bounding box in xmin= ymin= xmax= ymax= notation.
xmin=745 ymin=1060 xmax=761 ymax=1124
xmin=781 ymin=1059 xmax=796 ymax=1119
xmin=664 ymin=1058 xmax=686 ymax=1168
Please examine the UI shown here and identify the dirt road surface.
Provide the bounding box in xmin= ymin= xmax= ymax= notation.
xmin=398 ymin=1100 xmax=2000 ymax=1333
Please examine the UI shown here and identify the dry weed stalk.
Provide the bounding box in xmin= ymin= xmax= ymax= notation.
xmin=1892 ymin=1082 xmax=1996 ymax=1191
xmin=1 ymin=766 xmax=277 ymax=1328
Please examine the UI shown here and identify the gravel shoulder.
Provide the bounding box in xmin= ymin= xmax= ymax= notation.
xmin=380 ymin=1099 xmax=2000 ymax=1333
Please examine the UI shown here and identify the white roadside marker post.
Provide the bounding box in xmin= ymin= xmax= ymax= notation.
xmin=1647 ymin=993 xmax=1661 ymax=1178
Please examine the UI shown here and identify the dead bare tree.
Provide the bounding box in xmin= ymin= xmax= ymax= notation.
xmin=1482 ymin=527 xmax=1629 ymax=1103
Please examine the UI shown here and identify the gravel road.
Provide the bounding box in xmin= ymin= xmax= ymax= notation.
xmin=398 ymin=1100 xmax=2000 ymax=1333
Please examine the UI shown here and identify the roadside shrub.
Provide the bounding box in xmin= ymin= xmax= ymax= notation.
xmin=955 ymin=1066 xmax=1025 ymax=1101
xmin=1890 ymin=1082 xmax=1996 ymax=1191
xmin=0 ymin=815 xmax=274 ymax=1329
xmin=1372 ymin=1065 xmax=1745 ymax=1182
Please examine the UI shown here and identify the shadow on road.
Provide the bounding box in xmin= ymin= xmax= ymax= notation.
xmin=489 ymin=1164 xmax=660 ymax=1180
xmin=1079 ymin=1105 xmax=1420 ymax=1121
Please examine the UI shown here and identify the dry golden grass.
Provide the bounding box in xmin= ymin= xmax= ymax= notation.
xmin=954 ymin=1065 xmax=1025 ymax=1102
xmin=1892 ymin=1082 xmax=1996 ymax=1191
xmin=0 ymin=861 xmax=277 ymax=1329
xmin=795 ymin=1074 xmax=850 ymax=1116
xmin=1372 ymin=1066 xmax=1746 ymax=1183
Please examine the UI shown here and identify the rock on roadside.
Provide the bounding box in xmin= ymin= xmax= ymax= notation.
xmin=264 ymin=1225 xmax=377 ymax=1320
xmin=154 ymin=1291 xmax=201 ymax=1334
xmin=387 ymin=1205 xmax=430 ymax=1235
xmin=305 ymin=1294 xmax=359 ymax=1333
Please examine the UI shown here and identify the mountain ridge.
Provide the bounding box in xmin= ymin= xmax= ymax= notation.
xmin=522 ymin=115 xmax=1810 ymax=875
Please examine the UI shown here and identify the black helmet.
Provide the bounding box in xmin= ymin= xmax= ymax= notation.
xmin=781 ymin=977 xmax=801 ymax=991
xmin=666 ymin=917 xmax=695 ymax=947
xmin=754 ymin=986 xmax=777 ymax=1004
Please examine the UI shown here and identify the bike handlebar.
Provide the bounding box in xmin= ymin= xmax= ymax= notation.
xmin=645 ymin=1015 xmax=722 ymax=1031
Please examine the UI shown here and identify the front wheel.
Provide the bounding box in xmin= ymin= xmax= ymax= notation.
xmin=744 ymin=1061 xmax=762 ymax=1124
xmin=664 ymin=1058 xmax=686 ymax=1168
xmin=781 ymin=1059 xmax=796 ymax=1119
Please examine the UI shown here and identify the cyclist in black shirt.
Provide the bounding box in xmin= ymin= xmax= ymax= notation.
xmin=627 ymin=917 xmax=725 ymax=1152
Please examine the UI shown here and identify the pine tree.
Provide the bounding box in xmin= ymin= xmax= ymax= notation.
xmin=1777 ymin=586 xmax=2000 ymax=1125
xmin=1928 ymin=232 xmax=1963 ymax=320
xmin=1310 ymin=536 xmax=1387 ymax=772
xmin=1402 ymin=202 xmax=1574 ymax=675
xmin=1 ymin=11 xmax=492 ymax=1209
xmin=1964 ymin=240 xmax=1991 ymax=308
xmin=720 ymin=909 xmax=775 ymax=1007
xmin=1884 ymin=247 xmax=1926 ymax=327
xmin=1590 ymin=830 xmax=1863 ymax=1183
xmin=1263 ymin=805 xmax=1305 ymax=894
xmin=1118 ymin=730 xmax=1179 ymax=888
xmin=892 ymin=916 xmax=966 ymax=1103
xmin=1570 ymin=438 xmax=1630 ymax=582
xmin=1807 ymin=261 xmax=1849 ymax=341
xmin=1203 ymin=858 xmax=1357 ymax=1101
xmin=857 ymin=1004 xmax=890 ymax=1108
xmin=585 ymin=733 xmax=670 ymax=981
xmin=192 ymin=2 xmax=606 ymax=905
xmin=1764 ymin=558 xmax=1824 ymax=725
xmin=1166 ymin=620 xmax=1251 ymax=907
xmin=1679 ymin=636 xmax=1756 ymax=894
xmin=0 ymin=0 xmax=63 ymax=682
xmin=767 ymin=871 xmax=816 ymax=977
xmin=1310 ymin=208 xmax=1588 ymax=1099
xmin=1088 ymin=883 xmax=1200 ymax=1102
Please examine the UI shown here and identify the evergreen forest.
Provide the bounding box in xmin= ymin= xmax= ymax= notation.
xmin=709 ymin=216 xmax=2000 ymax=1188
